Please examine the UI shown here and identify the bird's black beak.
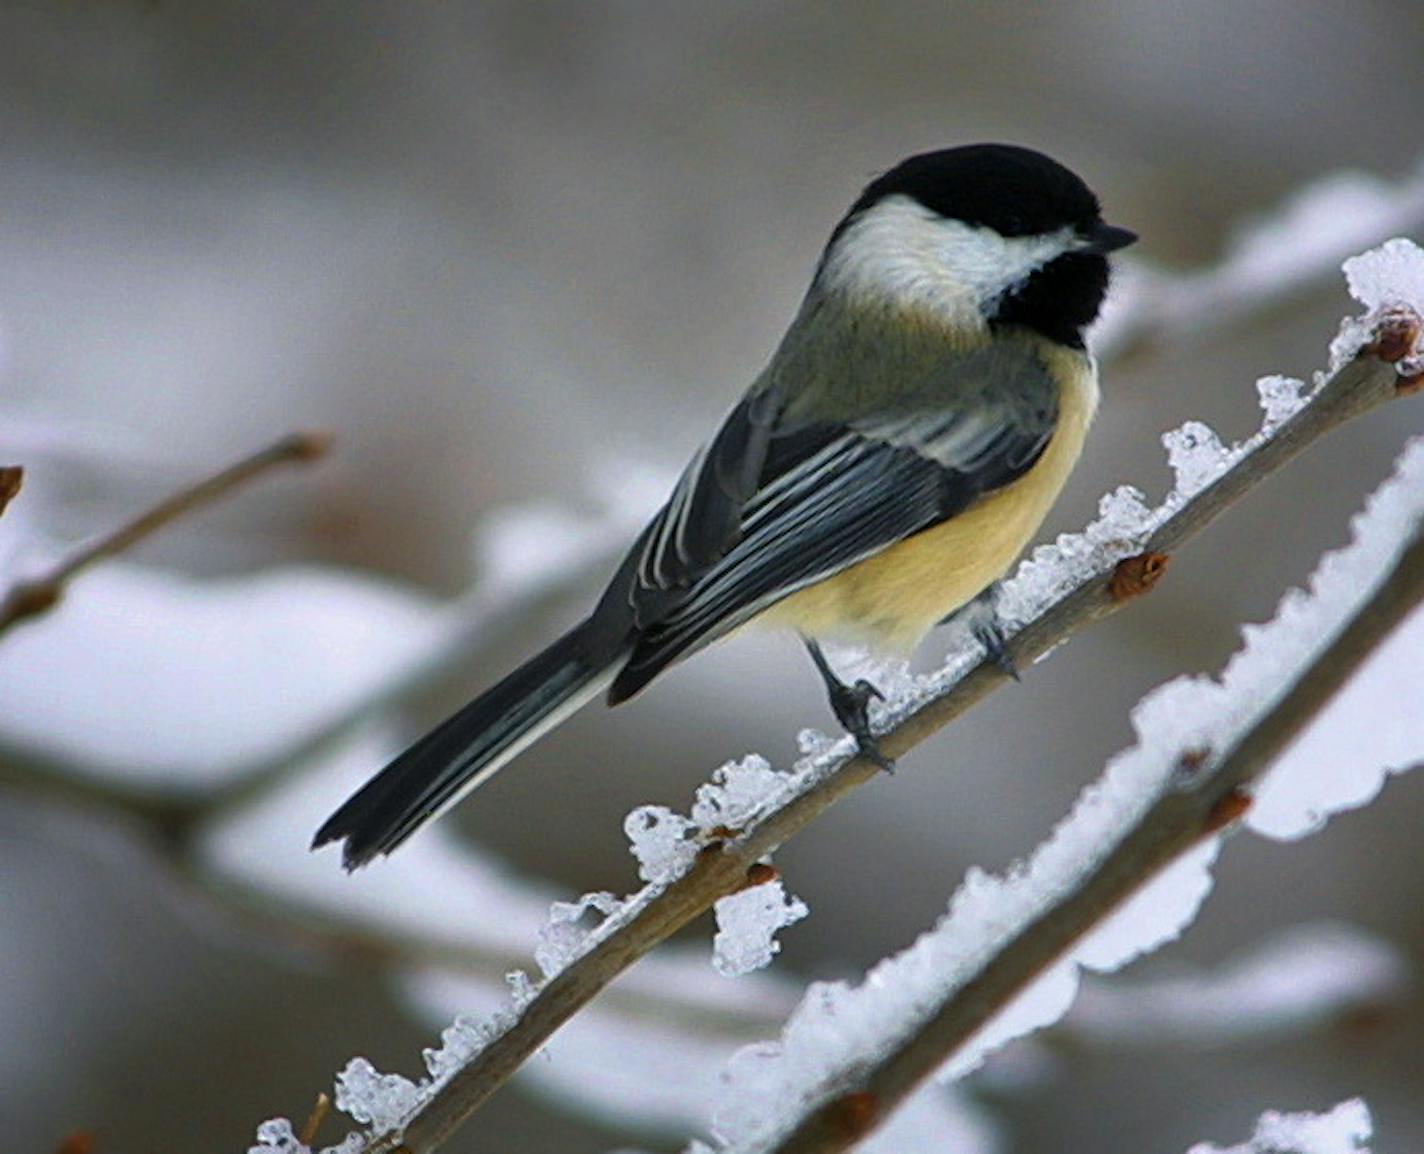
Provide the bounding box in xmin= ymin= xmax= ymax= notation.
xmin=1080 ymin=221 xmax=1138 ymax=255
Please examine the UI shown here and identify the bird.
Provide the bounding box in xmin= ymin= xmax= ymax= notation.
xmin=314 ymin=143 xmax=1136 ymax=870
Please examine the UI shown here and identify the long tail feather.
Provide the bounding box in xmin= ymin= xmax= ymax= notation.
xmin=313 ymin=620 xmax=620 ymax=869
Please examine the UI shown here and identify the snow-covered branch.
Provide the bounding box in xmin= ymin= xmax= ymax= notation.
xmin=750 ymin=437 xmax=1424 ymax=1154
xmin=327 ymin=247 xmax=1424 ymax=1154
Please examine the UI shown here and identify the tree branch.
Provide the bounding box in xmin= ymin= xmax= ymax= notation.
xmin=0 ymin=431 xmax=332 ymax=636
xmin=767 ymin=468 xmax=1424 ymax=1154
xmin=373 ymin=311 xmax=1422 ymax=1154
xmin=0 ymin=466 xmax=22 ymax=520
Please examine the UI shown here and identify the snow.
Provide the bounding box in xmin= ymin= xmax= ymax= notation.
xmin=535 ymin=891 xmax=624 ymax=979
xmin=406 ymin=967 xmax=759 ymax=1138
xmin=992 ymin=483 xmax=1159 ymax=636
xmin=1256 ymin=375 xmax=1307 ymax=432
xmin=1240 ymin=435 xmax=1424 ymax=838
xmin=712 ymin=878 xmax=809 ymax=978
xmin=625 ymin=805 xmax=701 ymax=886
xmin=1187 ymin=1099 xmax=1372 ymax=1154
xmin=1331 ymin=238 xmax=1424 ymax=375
xmin=334 ymin=1058 xmax=424 ymax=1133
xmin=1163 ymin=421 xmax=1236 ymax=502
xmin=1070 ymin=923 xmax=1406 ymax=1046
xmin=0 ymin=562 xmax=454 ymax=785
xmin=397 ymin=969 xmax=1001 ymax=1152
xmin=211 ymin=724 xmax=806 ymax=1146
xmin=247 ymin=1117 xmax=365 ymax=1154
xmin=1249 ymin=603 xmax=1424 ymax=838
xmin=248 ymin=1119 xmax=311 ymax=1154
xmin=701 ymin=686 xmax=1201 ymax=1148
xmin=625 ymin=756 xmax=799 ymax=887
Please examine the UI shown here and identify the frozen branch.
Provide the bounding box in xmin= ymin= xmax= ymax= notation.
xmin=762 ymin=462 xmax=1424 ymax=1154
xmin=0 ymin=431 xmax=331 ymax=636
xmin=353 ymin=274 xmax=1424 ymax=1153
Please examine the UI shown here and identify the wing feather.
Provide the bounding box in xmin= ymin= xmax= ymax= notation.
xmin=604 ymin=339 xmax=1065 ymax=701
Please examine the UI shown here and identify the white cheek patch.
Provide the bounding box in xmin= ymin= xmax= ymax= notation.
xmin=820 ymin=194 xmax=1075 ymax=320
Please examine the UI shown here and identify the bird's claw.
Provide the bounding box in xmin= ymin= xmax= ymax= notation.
xmin=972 ymin=617 xmax=1020 ymax=681
xmin=829 ymin=678 xmax=895 ymax=773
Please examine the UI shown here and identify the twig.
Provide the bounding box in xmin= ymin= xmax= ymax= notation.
xmin=0 ymin=431 xmax=332 ymax=636
xmin=0 ymin=466 xmax=22 ymax=519
xmin=375 ymin=314 xmax=1422 ymax=1154
xmin=300 ymin=1094 xmax=333 ymax=1148
xmin=766 ymin=481 xmax=1424 ymax=1154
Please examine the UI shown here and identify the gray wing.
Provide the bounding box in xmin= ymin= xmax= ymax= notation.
xmin=605 ymin=342 xmax=1062 ymax=702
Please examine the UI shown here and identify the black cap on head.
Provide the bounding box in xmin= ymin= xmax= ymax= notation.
xmin=843 ymin=144 xmax=1106 ymax=238
xmin=823 ymin=144 xmax=1134 ymax=348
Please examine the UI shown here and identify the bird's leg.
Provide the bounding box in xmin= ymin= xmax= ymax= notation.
xmin=803 ymin=638 xmax=894 ymax=772
xmin=944 ymin=584 xmax=1020 ymax=681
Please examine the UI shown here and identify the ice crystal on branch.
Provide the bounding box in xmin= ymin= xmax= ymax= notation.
xmin=334 ymin=1058 xmax=423 ymax=1133
xmin=713 ymin=878 xmax=809 ymax=978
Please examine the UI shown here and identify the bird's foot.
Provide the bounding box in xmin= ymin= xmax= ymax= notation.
xmin=971 ymin=613 xmax=1019 ymax=681
xmin=829 ymin=677 xmax=895 ymax=772
xmin=804 ymin=638 xmax=895 ymax=771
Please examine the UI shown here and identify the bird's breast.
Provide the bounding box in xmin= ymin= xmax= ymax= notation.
xmin=757 ymin=344 xmax=1098 ymax=651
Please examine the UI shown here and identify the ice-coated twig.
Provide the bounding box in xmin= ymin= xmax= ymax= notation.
xmin=756 ymin=450 xmax=1424 ymax=1154
xmin=345 ymin=265 xmax=1424 ymax=1154
xmin=0 ymin=431 xmax=331 ymax=636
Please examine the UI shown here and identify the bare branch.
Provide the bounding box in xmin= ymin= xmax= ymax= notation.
xmin=300 ymin=1094 xmax=333 ymax=1148
xmin=766 ymin=471 xmax=1424 ymax=1154
xmin=0 ymin=431 xmax=332 ymax=636
xmin=375 ymin=310 xmax=1422 ymax=1154
xmin=0 ymin=466 xmax=22 ymax=519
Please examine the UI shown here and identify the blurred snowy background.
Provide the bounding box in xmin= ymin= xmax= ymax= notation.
xmin=2 ymin=4 xmax=1423 ymax=1152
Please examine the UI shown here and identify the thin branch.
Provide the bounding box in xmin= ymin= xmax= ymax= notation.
xmin=0 ymin=466 xmax=22 ymax=519
xmin=0 ymin=431 xmax=332 ymax=636
xmin=300 ymin=1094 xmax=333 ymax=1149
xmin=767 ymin=482 xmax=1424 ymax=1154
xmin=376 ymin=314 xmax=1422 ymax=1154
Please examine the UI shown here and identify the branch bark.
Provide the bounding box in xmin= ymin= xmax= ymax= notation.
xmin=374 ymin=313 xmax=1423 ymax=1154
xmin=0 ymin=431 xmax=331 ymax=636
xmin=768 ymin=469 xmax=1424 ymax=1154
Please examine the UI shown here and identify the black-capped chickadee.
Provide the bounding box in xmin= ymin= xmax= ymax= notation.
xmin=315 ymin=143 xmax=1135 ymax=869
